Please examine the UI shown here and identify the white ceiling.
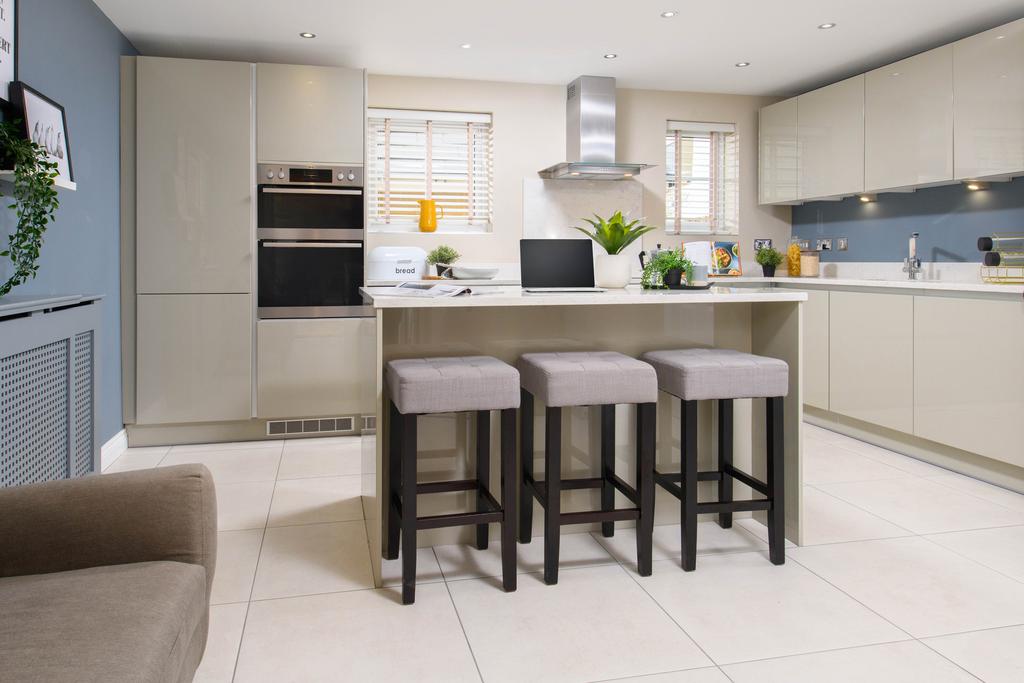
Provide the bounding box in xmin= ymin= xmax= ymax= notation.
xmin=94 ymin=0 xmax=1024 ymax=96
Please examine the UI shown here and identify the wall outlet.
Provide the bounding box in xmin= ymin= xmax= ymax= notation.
xmin=817 ymin=238 xmax=833 ymax=251
xmin=837 ymin=237 xmax=849 ymax=251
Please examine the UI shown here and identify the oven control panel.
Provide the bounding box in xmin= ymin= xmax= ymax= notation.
xmin=258 ymin=164 xmax=363 ymax=187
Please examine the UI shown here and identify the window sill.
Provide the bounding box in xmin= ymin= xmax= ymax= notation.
xmin=368 ymin=224 xmax=492 ymax=236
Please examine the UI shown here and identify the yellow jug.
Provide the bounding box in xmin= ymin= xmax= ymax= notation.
xmin=417 ymin=199 xmax=442 ymax=232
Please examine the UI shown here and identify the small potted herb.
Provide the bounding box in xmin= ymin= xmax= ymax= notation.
xmin=640 ymin=247 xmax=693 ymax=289
xmin=755 ymin=246 xmax=784 ymax=277
xmin=426 ymin=244 xmax=460 ymax=277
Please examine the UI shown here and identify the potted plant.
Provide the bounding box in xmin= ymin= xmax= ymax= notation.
xmin=426 ymin=244 xmax=460 ymax=277
xmin=641 ymin=247 xmax=693 ymax=289
xmin=755 ymin=246 xmax=784 ymax=277
xmin=573 ymin=211 xmax=657 ymax=288
xmin=0 ymin=121 xmax=60 ymax=298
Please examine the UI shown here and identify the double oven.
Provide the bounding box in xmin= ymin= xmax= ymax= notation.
xmin=257 ymin=163 xmax=369 ymax=318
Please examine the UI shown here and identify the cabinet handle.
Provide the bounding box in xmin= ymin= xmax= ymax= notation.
xmin=261 ymin=187 xmax=362 ymax=196
xmin=262 ymin=241 xmax=362 ymax=248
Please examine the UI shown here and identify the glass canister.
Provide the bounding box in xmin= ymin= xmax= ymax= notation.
xmin=800 ymin=249 xmax=821 ymax=277
xmin=787 ymin=240 xmax=803 ymax=276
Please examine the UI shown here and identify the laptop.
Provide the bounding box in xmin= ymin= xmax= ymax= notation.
xmin=520 ymin=239 xmax=605 ymax=293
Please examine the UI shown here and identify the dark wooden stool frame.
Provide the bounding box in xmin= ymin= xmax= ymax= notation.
xmin=518 ymin=389 xmax=657 ymax=584
xmin=384 ymin=399 xmax=517 ymax=604
xmin=654 ymin=396 xmax=785 ymax=571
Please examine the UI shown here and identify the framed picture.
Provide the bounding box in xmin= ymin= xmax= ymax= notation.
xmin=11 ymin=82 xmax=73 ymax=184
xmin=754 ymin=239 xmax=773 ymax=252
xmin=0 ymin=0 xmax=15 ymax=104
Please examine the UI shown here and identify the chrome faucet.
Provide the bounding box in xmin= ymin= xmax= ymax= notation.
xmin=903 ymin=232 xmax=922 ymax=280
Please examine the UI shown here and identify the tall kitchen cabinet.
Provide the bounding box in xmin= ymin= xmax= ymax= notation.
xmin=129 ymin=57 xmax=254 ymax=425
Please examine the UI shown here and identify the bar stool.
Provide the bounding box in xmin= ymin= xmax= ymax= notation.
xmin=384 ymin=356 xmax=519 ymax=604
xmin=516 ymin=351 xmax=658 ymax=584
xmin=641 ymin=348 xmax=788 ymax=570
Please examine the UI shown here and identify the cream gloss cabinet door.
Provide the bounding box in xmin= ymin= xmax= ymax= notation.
xmin=256 ymin=63 xmax=365 ymax=164
xmin=802 ymin=289 xmax=829 ymax=410
xmin=828 ymin=291 xmax=914 ymax=433
xmin=257 ymin=318 xmax=374 ymax=419
xmin=865 ymin=45 xmax=954 ymax=192
xmin=953 ymin=19 xmax=1024 ymax=180
xmin=136 ymin=57 xmax=253 ymax=294
xmin=797 ymin=75 xmax=865 ymax=200
xmin=914 ymin=296 xmax=1024 ymax=467
xmin=758 ymin=98 xmax=800 ymax=204
xmin=136 ymin=294 xmax=253 ymax=425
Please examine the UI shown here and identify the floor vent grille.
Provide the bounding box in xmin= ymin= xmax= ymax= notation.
xmin=266 ymin=416 xmax=356 ymax=436
xmin=361 ymin=415 xmax=376 ymax=433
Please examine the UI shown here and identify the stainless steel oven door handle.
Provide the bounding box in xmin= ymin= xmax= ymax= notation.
xmin=262 ymin=241 xmax=362 ymax=248
xmin=260 ymin=187 xmax=363 ymax=196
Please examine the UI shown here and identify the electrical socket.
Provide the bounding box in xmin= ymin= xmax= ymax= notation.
xmin=817 ymin=239 xmax=833 ymax=251
xmin=837 ymin=237 xmax=849 ymax=251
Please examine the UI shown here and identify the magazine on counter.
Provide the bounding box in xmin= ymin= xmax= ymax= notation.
xmin=372 ymin=282 xmax=473 ymax=298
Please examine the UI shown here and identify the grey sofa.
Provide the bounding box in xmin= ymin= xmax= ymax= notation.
xmin=0 ymin=464 xmax=217 ymax=683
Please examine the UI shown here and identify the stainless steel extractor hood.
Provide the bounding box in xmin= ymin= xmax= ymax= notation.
xmin=539 ymin=75 xmax=652 ymax=180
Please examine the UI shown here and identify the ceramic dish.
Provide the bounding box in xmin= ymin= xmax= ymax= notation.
xmin=451 ymin=265 xmax=499 ymax=280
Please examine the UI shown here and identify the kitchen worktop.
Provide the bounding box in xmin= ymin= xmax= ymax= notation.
xmin=731 ymin=275 xmax=1024 ymax=295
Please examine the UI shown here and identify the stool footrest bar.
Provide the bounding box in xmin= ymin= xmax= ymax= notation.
xmin=417 ymin=510 xmax=505 ymax=530
xmin=723 ymin=465 xmax=769 ymax=496
xmin=417 ymin=479 xmax=479 ymax=494
xmin=559 ymin=508 xmax=640 ymax=526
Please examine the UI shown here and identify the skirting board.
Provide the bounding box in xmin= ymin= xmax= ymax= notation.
xmin=100 ymin=429 xmax=129 ymax=472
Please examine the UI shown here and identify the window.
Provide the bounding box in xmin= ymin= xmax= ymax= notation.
xmin=367 ymin=108 xmax=493 ymax=232
xmin=665 ymin=121 xmax=738 ymax=234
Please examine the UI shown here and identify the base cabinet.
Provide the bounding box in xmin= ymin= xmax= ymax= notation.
xmin=802 ymin=290 xmax=829 ymax=410
xmin=257 ymin=318 xmax=374 ymax=419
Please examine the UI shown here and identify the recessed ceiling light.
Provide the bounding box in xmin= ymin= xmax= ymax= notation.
xmin=735 ymin=61 xmax=751 ymax=68
xmin=460 ymin=43 xmax=472 ymax=49
xmin=996 ymin=35 xmax=1006 ymax=40
xmin=604 ymin=53 xmax=618 ymax=59
xmin=817 ymin=22 xmax=837 ymax=29
xmin=661 ymin=10 xmax=678 ymax=18
xmin=891 ymin=71 xmax=902 ymax=77
xmin=299 ymin=32 xmax=316 ymax=39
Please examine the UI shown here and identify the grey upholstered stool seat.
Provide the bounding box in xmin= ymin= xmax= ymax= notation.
xmin=516 ymin=351 xmax=658 ymax=407
xmin=642 ymin=348 xmax=788 ymax=401
xmin=386 ymin=355 xmax=520 ymax=414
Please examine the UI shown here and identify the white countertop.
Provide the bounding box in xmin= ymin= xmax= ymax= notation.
xmin=360 ymin=285 xmax=807 ymax=309
xmin=732 ymin=276 xmax=1024 ymax=295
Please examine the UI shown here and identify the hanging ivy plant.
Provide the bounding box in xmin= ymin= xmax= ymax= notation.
xmin=0 ymin=120 xmax=61 ymax=298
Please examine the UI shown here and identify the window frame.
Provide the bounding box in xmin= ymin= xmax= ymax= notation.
xmin=665 ymin=120 xmax=738 ymax=236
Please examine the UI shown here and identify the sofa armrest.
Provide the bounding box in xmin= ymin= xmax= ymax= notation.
xmin=0 ymin=464 xmax=217 ymax=595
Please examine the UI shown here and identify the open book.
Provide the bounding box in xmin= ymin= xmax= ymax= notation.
xmin=371 ymin=282 xmax=473 ymax=298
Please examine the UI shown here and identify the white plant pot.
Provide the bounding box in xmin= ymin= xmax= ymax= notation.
xmin=594 ymin=253 xmax=632 ymax=288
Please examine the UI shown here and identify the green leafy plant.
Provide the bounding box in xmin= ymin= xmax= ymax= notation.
xmin=572 ymin=211 xmax=657 ymax=255
xmin=755 ymin=246 xmax=784 ymax=268
xmin=0 ymin=121 xmax=60 ymax=298
xmin=640 ymin=247 xmax=693 ymax=289
xmin=426 ymin=244 xmax=460 ymax=266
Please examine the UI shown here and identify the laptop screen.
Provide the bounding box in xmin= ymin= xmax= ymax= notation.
xmin=519 ymin=239 xmax=596 ymax=288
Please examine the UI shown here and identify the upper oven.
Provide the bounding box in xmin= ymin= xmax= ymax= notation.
xmin=257 ymin=163 xmax=364 ymax=238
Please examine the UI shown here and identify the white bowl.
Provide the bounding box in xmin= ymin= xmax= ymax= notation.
xmin=451 ymin=265 xmax=499 ymax=280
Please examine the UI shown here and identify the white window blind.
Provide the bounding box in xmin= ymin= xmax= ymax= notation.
xmin=367 ymin=108 xmax=493 ymax=231
xmin=665 ymin=121 xmax=738 ymax=234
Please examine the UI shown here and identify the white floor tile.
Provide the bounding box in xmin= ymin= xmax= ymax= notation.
xmin=834 ymin=439 xmax=947 ymax=477
xmin=211 ymin=529 xmax=263 ymax=605
xmin=791 ymin=536 xmax=1024 ymax=638
xmin=800 ymin=486 xmax=911 ymax=545
xmin=926 ymin=525 xmax=1024 ymax=582
xmin=636 ymin=552 xmax=905 ymax=664
xmin=161 ymin=446 xmax=282 ymax=484
xmin=380 ymin=547 xmax=446 ymax=587
xmin=267 ymin=475 xmax=363 ymax=527
xmin=434 ymin=531 xmax=615 ymax=581
xmin=722 ymin=640 xmax=976 ymax=683
xmin=251 ymin=521 xmax=374 ymax=600
xmin=277 ymin=437 xmax=362 ymax=479
xmin=236 ymin=585 xmax=479 ymax=682
xmin=816 ymin=476 xmax=1024 ymax=534
xmin=103 ymin=446 xmax=170 ymax=472
xmin=802 ymin=441 xmax=911 ymax=485
xmin=448 ymin=564 xmax=711 ymax=683
xmin=591 ymin=522 xmax=767 ymax=571
xmin=172 ymin=440 xmax=283 ymax=453
xmin=927 ymin=473 xmax=1024 ymax=514
xmin=194 ymin=602 xmax=248 ymax=683
xmin=607 ymin=668 xmax=731 ymax=683
xmin=215 ymin=481 xmax=275 ymax=531
xmin=924 ymin=625 xmax=1024 ymax=683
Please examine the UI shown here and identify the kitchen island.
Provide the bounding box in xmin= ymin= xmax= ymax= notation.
xmin=358 ymin=286 xmax=807 ymax=586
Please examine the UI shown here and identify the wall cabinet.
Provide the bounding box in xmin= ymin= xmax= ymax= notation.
xmin=828 ymin=291 xmax=914 ymax=433
xmin=256 ymin=63 xmax=365 ymax=164
xmin=802 ymin=290 xmax=829 ymax=410
xmin=136 ymin=294 xmax=252 ymax=425
xmin=865 ymin=46 xmax=954 ymax=192
xmin=758 ymin=98 xmax=800 ymax=204
xmin=135 ymin=57 xmax=253 ymax=294
xmin=953 ymin=19 xmax=1024 ymax=181
xmin=914 ymin=296 xmax=1024 ymax=467
xmin=257 ymin=318 xmax=374 ymax=419
xmin=798 ymin=76 xmax=865 ymax=200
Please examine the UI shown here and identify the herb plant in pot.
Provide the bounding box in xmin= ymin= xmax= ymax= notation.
xmin=572 ymin=211 xmax=656 ymax=288
xmin=640 ymin=247 xmax=693 ymax=289
xmin=426 ymin=244 xmax=460 ymax=277
xmin=755 ymin=246 xmax=784 ymax=277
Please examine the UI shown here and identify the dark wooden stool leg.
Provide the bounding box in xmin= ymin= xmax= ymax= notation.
xmin=401 ymin=412 xmax=418 ymax=604
xmin=600 ymin=404 xmax=616 ymax=537
xmin=767 ymin=396 xmax=785 ymax=565
xmin=543 ymin=406 xmax=562 ymax=585
xmin=718 ymin=399 xmax=734 ymax=529
xmin=476 ymin=410 xmax=491 ymax=550
xmin=519 ymin=389 xmax=534 ymax=543
xmin=681 ymin=399 xmax=699 ymax=571
xmin=636 ymin=402 xmax=656 ymax=576
xmin=384 ymin=400 xmax=402 ymax=561
xmin=500 ymin=408 xmax=517 ymax=592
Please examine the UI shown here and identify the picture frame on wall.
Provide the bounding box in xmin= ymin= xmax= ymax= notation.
xmin=11 ymin=82 xmax=74 ymax=185
xmin=0 ymin=0 xmax=15 ymax=104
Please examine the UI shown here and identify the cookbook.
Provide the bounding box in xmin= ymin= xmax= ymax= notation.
xmin=685 ymin=240 xmax=743 ymax=276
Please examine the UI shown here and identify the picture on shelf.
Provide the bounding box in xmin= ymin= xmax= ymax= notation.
xmin=11 ymin=82 xmax=73 ymax=185
xmin=0 ymin=0 xmax=15 ymax=104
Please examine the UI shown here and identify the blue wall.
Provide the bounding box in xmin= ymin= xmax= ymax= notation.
xmin=792 ymin=177 xmax=1024 ymax=262
xmin=0 ymin=1 xmax=136 ymax=442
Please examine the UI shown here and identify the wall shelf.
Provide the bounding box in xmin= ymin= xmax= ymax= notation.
xmin=0 ymin=169 xmax=77 ymax=192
